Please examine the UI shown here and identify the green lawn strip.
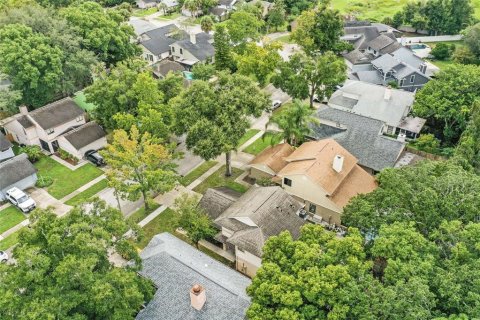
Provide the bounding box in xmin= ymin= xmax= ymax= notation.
xmin=127 ymin=203 xmax=161 ymax=225
xmin=34 ymin=156 xmax=103 ymax=199
xmin=132 ymin=7 xmax=158 ymax=17
xmin=0 ymin=229 xmax=21 ymax=251
xmin=65 ymin=179 xmax=109 ymax=206
xmin=0 ymin=206 xmax=26 ymax=235
xmin=155 ymin=12 xmax=181 ymax=20
xmin=238 ymin=129 xmax=260 ymax=147
xmin=179 ymin=160 xmax=218 ymax=186
xmin=73 ymin=91 xmax=97 ymax=111
xmin=243 ymin=132 xmax=283 ymax=155
xmin=193 ymin=165 xmax=248 ymax=194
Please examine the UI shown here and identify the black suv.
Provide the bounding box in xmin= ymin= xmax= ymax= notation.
xmin=84 ymin=150 xmax=105 ymax=166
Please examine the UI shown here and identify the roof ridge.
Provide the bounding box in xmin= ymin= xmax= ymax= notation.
xmin=29 ymin=97 xmax=73 ymax=115
xmin=62 ymin=121 xmax=96 ymax=137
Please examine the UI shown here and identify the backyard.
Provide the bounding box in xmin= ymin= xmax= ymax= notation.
xmin=425 ymin=41 xmax=465 ymax=70
xmin=34 ymin=156 xmax=104 ymax=199
xmin=0 ymin=206 xmax=25 ymax=235
xmin=193 ymin=165 xmax=249 ymax=194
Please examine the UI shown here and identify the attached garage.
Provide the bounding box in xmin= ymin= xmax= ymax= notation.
xmin=0 ymin=153 xmax=37 ymax=201
xmin=57 ymin=122 xmax=107 ymax=160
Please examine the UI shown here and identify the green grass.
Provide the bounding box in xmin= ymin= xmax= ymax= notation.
xmin=0 ymin=229 xmax=21 ymax=251
xmin=275 ymin=34 xmax=294 ymax=44
xmin=193 ymin=165 xmax=248 ymax=194
xmin=238 ymin=129 xmax=261 ymax=147
xmin=331 ymin=0 xmax=480 ymax=21
xmin=73 ymin=91 xmax=96 ymax=111
xmin=65 ymin=179 xmax=109 ymax=206
xmin=34 ymin=156 xmax=103 ymax=199
xmin=243 ymin=132 xmax=283 ymax=155
xmin=156 ymin=12 xmax=181 ymax=20
xmin=0 ymin=206 xmax=25 ymax=235
xmin=179 ymin=161 xmax=218 ymax=186
xmin=132 ymin=7 xmax=158 ymax=17
xmin=127 ymin=203 xmax=161 ymax=224
xmin=426 ymin=41 xmax=465 ymax=70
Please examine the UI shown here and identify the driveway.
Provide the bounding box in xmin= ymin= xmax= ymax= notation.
xmin=97 ymin=188 xmax=144 ymax=217
xmin=28 ymin=187 xmax=71 ymax=217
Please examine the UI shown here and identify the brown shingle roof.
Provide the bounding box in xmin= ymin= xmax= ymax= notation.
xmin=249 ymin=142 xmax=294 ymax=174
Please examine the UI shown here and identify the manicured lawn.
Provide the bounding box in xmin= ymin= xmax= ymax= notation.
xmin=34 ymin=156 xmax=104 ymax=199
xmin=193 ymin=165 xmax=249 ymax=194
xmin=179 ymin=161 xmax=218 ymax=186
xmin=73 ymin=91 xmax=96 ymax=111
xmin=0 ymin=229 xmax=21 ymax=251
xmin=238 ymin=129 xmax=260 ymax=147
xmin=132 ymin=7 xmax=158 ymax=17
xmin=243 ymin=132 xmax=283 ymax=155
xmin=0 ymin=206 xmax=25 ymax=235
xmin=127 ymin=203 xmax=161 ymax=224
xmin=65 ymin=179 xmax=109 ymax=206
xmin=156 ymin=12 xmax=181 ymax=20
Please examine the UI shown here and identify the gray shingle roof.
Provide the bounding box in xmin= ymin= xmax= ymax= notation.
xmin=367 ymin=34 xmax=396 ymax=51
xmin=29 ymin=98 xmax=85 ymax=130
xmin=17 ymin=115 xmax=34 ymax=129
xmin=215 ymin=186 xmax=305 ymax=257
xmin=198 ymin=187 xmax=241 ymax=220
xmin=152 ymin=60 xmax=186 ymax=78
xmin=391 ymin=47 xmax=425 ymax=70
xmin=343 ymin=49 xmax=374 ymax=64
xmin=62 ymin=122 xmax=106 ymax=150
xmin=137 ymin=233 xmax=251 ymax=320
xmin=309 ymin=106 xmax=405 ymax=172
xmin=0 ymin=132 xmax=12 ymax=152
xmin=141 ymin=24 xmax=187 ymax=55
xmin=175 ymin=33 xmax=215 ymax=61
xmin=343 ymin=26 xmax=380 ymax=51
xmin=0 ymin=153 xmax=37 ymax=190
xmin=351 ymin=70 xmax=385 ymax=85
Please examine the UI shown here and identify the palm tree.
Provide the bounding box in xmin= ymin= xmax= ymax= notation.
xmin=200 ymin=15 xmax=214 ymax=34
xmin=266 ymin=100 xmax=319 ymax=146
xmin=184 ymin=0 xmax=201 ymax=18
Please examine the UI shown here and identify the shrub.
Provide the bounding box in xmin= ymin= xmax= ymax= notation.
xmin=256 ymin=177 xmax=276 ymax=186
xmin=36 ymin=175 xmax=53 ymax=188
xmin=57 ymin=148 xmax=79 ymax=164
xmin=19 ymin=145 xmax=42 ymax=162
xmin=413 ymin=134 xmax=440 ymax=153
xmin=431 ymin=43 xmax=453 ymax=60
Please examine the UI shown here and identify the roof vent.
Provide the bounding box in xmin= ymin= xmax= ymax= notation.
xmin=333 ymin=155 xmax=344 ymax=173
xmin=190 ymin=284 xmax=206 ymax=310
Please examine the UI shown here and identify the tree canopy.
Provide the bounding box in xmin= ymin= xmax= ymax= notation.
xmin=0 ymin=201 xmax=154 ymax=319
xmin=235 ymin=42 xmax=282 ymax=86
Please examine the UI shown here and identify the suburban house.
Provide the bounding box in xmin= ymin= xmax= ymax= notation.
xmin=170 ymin=32 xmax=215 ymax=68
xmin=199 ymin=186 xmax=306 ymax=278
xmin=248 ymin=140 xmax=377 ymax=225
xmin=137 ymin=233 xmax=251 ymax=320
xmin=139 ymin=24 xmax=187 ymax=64
xmin=0 ymin=153 xmax=37 ymax=200
xmin=3 ymin=98 xmax=107 ymax=158
xmin=130 ymin=19 xmax=157 ymax=36
xmin=136 ymin=0 xmax=158 ymax=9
xmin=328 ymin=80 xmax=425 ymax=138
xmin=308 ymin=105 xmax=406 ymax=174
xmin=151 ymin=59 xmax=186 ymax=78
xmin=0 ymin=132 xmax=14 ymax=161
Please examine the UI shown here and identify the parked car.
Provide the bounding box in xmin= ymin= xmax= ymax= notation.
xmin=84 ymin=150 xmax=105 ymax=166
xmin=272 ymin=100 xmax=282 ymax=110
xmin=0 ymin=251 xmax=8 ymax=263
xmin=5 ymin=187 xmax=36 ymax=213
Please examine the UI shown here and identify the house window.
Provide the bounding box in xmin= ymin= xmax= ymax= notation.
xmin=172 ymin=47 xmax=175 ymax=53
xmin=410 ymin=75 xmax=415 ymax=83
xmin=308 ymin=203 xmax=316 ymax=214
xmin=283 ymin=177 xmax=292 ymax=187
xmin=76 ymin=116 xmax=83 ymax=122
xmin=399 ymin=78 xmax=405 ymax=87
xmin=387 ymin=125 xmax=394 ymax=134
xmin=180 ymin=48 xmax=183 ymax=54
xmin=46 ymin=128 xmax=54 ymax=135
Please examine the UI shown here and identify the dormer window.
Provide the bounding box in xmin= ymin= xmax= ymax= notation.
xmin=76 ymin=115 xmax=83 ymax=122
xmin=46 ymin=128 xmax=54 ymax=135
xmin=283 ymin=177 xmax=292 ymax=187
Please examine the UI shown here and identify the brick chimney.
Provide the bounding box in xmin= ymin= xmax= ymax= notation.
xmin=190 ymin=33 xmax=196 ymax=44
xmin=332 ymin=155 xmax=344 ymax=173
xmin=190 ymin=284 xmax=206 ymax=310
xmin=19 ymin=105 xmax=29 ymax=115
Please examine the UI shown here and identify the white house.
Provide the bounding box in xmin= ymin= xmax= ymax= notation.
xmin=139 ymin=24 xmax=186 ymax=65
xmin=170 ymin=32 xmax=215 ymax=68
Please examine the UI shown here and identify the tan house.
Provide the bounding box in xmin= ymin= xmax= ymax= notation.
xmin=248 ymin=139 xmax=377 ymax=225
xmin=198 ymin=186 xmax=305 ymax=278
xmin=3 ymin=98 xmax=107 ymax=159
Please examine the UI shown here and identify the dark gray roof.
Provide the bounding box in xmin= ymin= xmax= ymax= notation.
xmin=198 ymin=187 xmax=241 ymax=220
xmin=141 ymin=24 xmax=187 ymax=55
xmin=29 ymin=98 xmax=85 ymax=130
xmin=17 ymin=115 xmax=34 ymax=129
xmin=343 ymin=49 xmax=374 ymax=64
xmin=215 ymin=186 xmax=305 ymax=257
xmin=0 ymin=153 xmax=37 ymax=190
xmin=152 ymin=60 xmax=186 ymax=78
xmin=137 ymin=233 xmax=250 ymax=320
xmin=309 ymin=105 xmax=405 ymax=172
xmin=367 ymin=33 xmax=401 ymax=54
xmin=343 ymin=26 xmax=380 ymax=51
xmin=175 ymin=33 xmax=215 ymax=61
xmin=62 ymin=122 xmax=106 ymax=150
xmin=0 ymin=132 xmax=12 ymax=152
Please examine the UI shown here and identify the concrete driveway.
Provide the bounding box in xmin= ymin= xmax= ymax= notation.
xmin=27 ymin=187 xmax=71 ymax=217
xmin=96 ymin=188 xmax=144 ymax=217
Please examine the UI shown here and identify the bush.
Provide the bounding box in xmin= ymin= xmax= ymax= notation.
xmin=57 ymin=148 xmax=79 ymax=164
xmin=413 ymin=134 xmax=440 ymax=153
xmin=36 ymin=175 xmax=53 ymax=188
xmin=19 ymin=145 xmax=42 ymax=162
xmin=256 ymin=177 xmax=276 ymax=186
xmin=431 ymin=43 xmax=453 ymax=60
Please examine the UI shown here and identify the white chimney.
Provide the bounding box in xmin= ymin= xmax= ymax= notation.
xmin=19 ymin=105 xmax=28 ymax=115
xmin=332 ymin=155 xmax=344 ymax=173
xmin=190 ymin=284 xmax=206 ymax=310
xmin=384 ymin=87 xmax=392 ymax=100
xmin=190 ymin=33 xmax=196 ymax=44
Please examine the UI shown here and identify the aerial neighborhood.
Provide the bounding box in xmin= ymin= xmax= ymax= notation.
xmin=1 ymin=0 xmax=480 ymax=318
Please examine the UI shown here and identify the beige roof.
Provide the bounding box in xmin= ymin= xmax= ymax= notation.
xmin=330 ymin=166 xmax=377 ymax=207
xmin=249 ymin=142 xmax=294 ymax=174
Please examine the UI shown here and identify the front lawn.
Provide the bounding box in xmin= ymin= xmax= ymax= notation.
xmin=179 ymin=161 xmax=218 ymax=186
xmin=156 ymin=12 xmax=181 ymax=20
xmin=193 ymin=165 xmax=248 ymax=194
xmin=127 ymin=203 xmax=161 ymax=224
xmin=132 ymin=7 xmax=158 ymax=17
xmin=135 ymin=208 xmax=177 ymax=249
xmin=34 ymin=156 xmax=104 ymax=199
xmin=65 ymin=179 xmax=109 ymax=206
xmin=238 ymin=129 xmax=260 ymax=147
xmin=243 ymin=132 xmax=283 ymax=155
xmin=0 ymin=206 xmax=25 ymax=235
xmin=0 ymin=229 xmax=21 ymax=251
